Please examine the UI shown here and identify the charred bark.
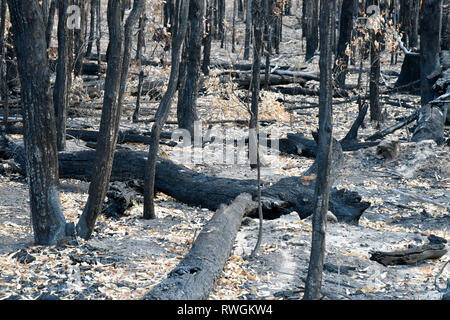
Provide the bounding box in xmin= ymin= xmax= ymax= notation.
xmin=7 ymin=0 xmax=70 ymax=245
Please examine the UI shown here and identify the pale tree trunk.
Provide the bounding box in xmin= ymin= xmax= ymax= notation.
xmin=304 ymin=0 xmax=335 ymax=301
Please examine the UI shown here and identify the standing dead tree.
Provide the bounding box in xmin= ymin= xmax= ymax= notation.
xmin=6 ymin=0 xmax=70 ymax=245
xmin=176 ymin=0 xmax=204 ymax=137
xmin=304 ymin=0 xmax=335 ymax=301
xmin=53 ymin=0 xmax=73 ymax=151
xmin=143 ymin=0 xmax=189 ymax=220
xmin=76 ymin=0 xmax=144 ymax=240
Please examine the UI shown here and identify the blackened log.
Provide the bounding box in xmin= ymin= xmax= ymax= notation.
xmin=268 ymin=85 xmax=348 ymax=97
xmin=143 ymin=193 xmax=257 ymax=300
xmin=370 ymin=243 xmax=447 ymax=266
xmin=223 ymin=74 xmax=307 ymax=88
xmin=0 ymin=135 xmax=370 ymax=224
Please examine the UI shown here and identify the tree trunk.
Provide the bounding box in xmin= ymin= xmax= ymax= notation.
xmin=0 ymin=0 xmax=7 ymax=127
xmin=76 ymin=0 xmax=125 ymax=240
xmin=202 ymin=0 xmax=213 ymax=75
xmin=176 ymin=0 xmax=204 ymax=137
xmin=45 ymin=0 xmax=56 ymax=49
xmin=442 ymin=0 xmax=450 ymax=50
xmin=86 ymin=0 xmax=96 ymax=57
xmin=7 ymin=0 xmax=69 ymax=245
xmin=73 ymin=0 xmax=88 ymax=77
xmin=369 ymin=28 xmax=382 ymax=123
xmin=244 ymin=0 xmax=251 ymax=60
xmin=53 ymin=0 xmax=73 ymax=151
xmin=143 ymin=0 xmax=189 ymax=220
xmin=334 ymin=0 xmax=354 ymax=87
xmin=305 ymin=0 xmax=319 ymax=61
xmin=420 ymin=0 xmax=443 ymax=106
xmin=304 ymin=0 xmax=335 ymax=301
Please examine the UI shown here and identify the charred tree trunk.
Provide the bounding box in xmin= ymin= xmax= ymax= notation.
xmin=244 ymin=0 xmax=251 ymax=60
xmin=218 ymin=0 xmax=225 ymax=48
xmin=202 ymin=0 xmax=213 ymax=75
xmin=96 ymin=0 xmax=102 ymax=67
xmin=143 ymin=0 xmax=189 ymax=220
xmin=177 ymin=0 xmax=204 ymax=137
xmin=305 ymin=0 xmax=319 ymax=61
xmin=442 ymin=0 xmax=450 ymax=50
xmin=369 ymin=28 xmax=382 ymax=123
xmin=132 ymin=6 xmax=146 ymax=122
xmin=86 ymin=0 xmax=97 ymax=57
xmin=53 ymin=0 xmax=73 ymax=151
xmin=45 ymin=0 xmax=56 ymax=49
xmin=304 ymin=0 xmax=335 ymax=301
xmin=7 ymin=0 xmax=69 ymax=245
xmin=334 ymin=0 xmax=354 ymax=87
xmin=420 ymin=0 xmax=443 ymax=106
xmin=73 ymin=0 xmax=88 ymax=77
xmin=0 ymin=0 xmax=7 ymax=127
xmin=76 ymin=0 xmax=125 ymax=240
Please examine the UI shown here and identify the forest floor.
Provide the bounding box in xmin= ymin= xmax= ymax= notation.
xmin=0 ymin=5 xmax=449 ymax=300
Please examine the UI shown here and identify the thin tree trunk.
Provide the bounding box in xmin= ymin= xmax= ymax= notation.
xmin=76 ymin=0 xmax=125 ymax=240
xmin=232 ymin=0 xmax=237 ymax=53
xmin=7 ymin=0 xmax=68 ymax=245
xmin=304 ymin=0 xmax=335 ymax=300
xmin=45 ymin=0 xmax=56 ymax=49
xmin=305 ymin=0 xmax=319 ymax=61
xmin=218 ymin=0 xmax=225 ymax=48
xmin=53 ymin=0 xmax=73 ymax=151
xmin=369 ymin=28 xmax=382 ymax=123
xmin=86 ymin=0 xmax=96 ymax=57
xmin=96 ymin=0 xmax=102 ymax=67
xmin=244 ymin=0 xmax=252 ymax=60
xmin=74 ymin=0 xmax=88 ymax=77
xmin=143 ymin=0 xmax=189 ymax=220
xmin=335 ymin=0 xmax=354 ymax=87
xmin=176 ymin=0 xmax=204 ymax=137
xmin=249 ymin=0 xmax=264 ymax=256
xmin=0 ymin=0 xmax=7 ymax=127
xmin=202 ymin=0 xmax=213 ymax=75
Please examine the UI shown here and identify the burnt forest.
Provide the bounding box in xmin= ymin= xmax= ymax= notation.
xmin=0 ymin=0 xmax=449 ymax=303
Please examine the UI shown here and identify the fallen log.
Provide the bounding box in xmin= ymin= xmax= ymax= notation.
xmin=5 ymin=125 xmax=174 ymax=145
xmin=0 ymin=135 xmax=370 ymax=223
xmin=222 ymin=73 xmax=307 ymax=88
xmin=143 ymin=193 xmax=258 ymax=300
xmin=268 ymin=86 xmax=349 ymax=98
xmin=370 ymin=243 xmax=447 ymax=266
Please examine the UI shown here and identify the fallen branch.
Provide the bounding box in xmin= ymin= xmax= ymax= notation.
xmin=366 ymin=110 xmax=419 ymax=141
xmin=370 ymin=243 xmax=447 ymax=266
